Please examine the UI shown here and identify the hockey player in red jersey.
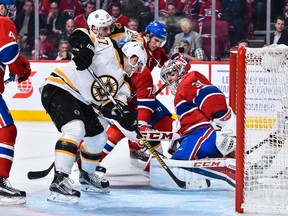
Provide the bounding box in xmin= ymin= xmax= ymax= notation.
xmin=100 ymin=41 xmax=175 ymax=165
xmin=160 ymin=53 xmax=236 ymax=160
xmin=0 ymin=0 xmax=31 ymax=205
xmin=141 ymin=20 xmax=169 ymax=72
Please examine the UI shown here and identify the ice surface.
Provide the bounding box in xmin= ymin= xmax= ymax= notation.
xmin=2 ymin=122 xmax=242 ymax=216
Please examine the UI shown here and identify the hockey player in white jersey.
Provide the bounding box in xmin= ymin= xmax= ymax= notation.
xmin=40 ymin=9 xmax=137 ymax=203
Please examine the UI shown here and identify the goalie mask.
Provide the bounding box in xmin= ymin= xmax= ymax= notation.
xmin=160 ymin=59 xmax=187 ymax=94
xmin=0 ymin=0 xmax=16 ymax=18
xmin=87 ymin=9 xmax=114 ymax=36
xmin=122 ymin=41 xmax=147 ymax=76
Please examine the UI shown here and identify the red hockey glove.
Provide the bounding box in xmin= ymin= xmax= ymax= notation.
xmin=138 ymin=124 xmax=160 ymax=149
xmin=8 ymin=54 xmax=31 ymax=83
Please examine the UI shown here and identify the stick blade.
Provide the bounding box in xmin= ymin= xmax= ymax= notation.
xmin=185 ymin=179 xmax=211 ymax=189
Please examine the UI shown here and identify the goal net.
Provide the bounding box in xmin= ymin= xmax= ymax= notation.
xmin=230 ymin=44 xmax=288 ymax=215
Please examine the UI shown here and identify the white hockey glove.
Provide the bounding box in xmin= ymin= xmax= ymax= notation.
xmin=213 ymin=107 xmax=236 ymax=156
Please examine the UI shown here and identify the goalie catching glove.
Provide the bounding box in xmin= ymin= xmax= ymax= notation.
xmin=213 ymin=107 xmax=236 ymax=156
xmin=101 ymin=100 xmax=138 ymax=131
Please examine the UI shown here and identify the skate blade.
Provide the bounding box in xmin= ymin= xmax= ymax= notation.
xmin=0 ymin=195 xmax=26 ymax=205
xmin=47 ymin=192 xmax=79 ymax=204
xmin=80 ymin=185 xmax=110 ymax=194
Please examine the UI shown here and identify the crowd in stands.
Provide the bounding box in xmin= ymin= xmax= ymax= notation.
xmin=13 ymin=0 xmax=288 ymax=61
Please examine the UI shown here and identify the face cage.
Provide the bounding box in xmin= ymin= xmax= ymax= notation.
xmin=160 ymin=62 xmax=186 ymax=94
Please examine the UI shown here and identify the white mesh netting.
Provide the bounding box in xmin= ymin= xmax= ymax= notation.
xmin=241 ymin=44 xmax=288 ymax=214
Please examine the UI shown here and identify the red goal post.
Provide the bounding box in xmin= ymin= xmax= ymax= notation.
xmin=230 ymin=45 xmax=288 ymax=215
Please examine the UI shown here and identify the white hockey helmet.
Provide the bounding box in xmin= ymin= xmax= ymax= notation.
xmin=87 ymin=9 xmax=113 ymax=31
xmin=122 ymin=41 xmax=147 ymax=76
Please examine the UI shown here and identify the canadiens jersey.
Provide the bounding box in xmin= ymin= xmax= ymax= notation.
xmin=108 ymin=23 xmax=168 ymax=72
xmin=43 ymin=28 xmax=130 ymax=106
xmin=109 ymin=22 xmax=140 ymax=45
xmin=127 ymin=67 xmax=156 ymax=124
xmin=0 ymin=17 xmax=19 ymax=67
xmin=143 ymin=37 xmax=168 ymax=72
xmin=174 ymin=71 xmax=227 ymax=135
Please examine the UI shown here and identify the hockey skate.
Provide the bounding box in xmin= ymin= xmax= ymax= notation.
xmin=129 ymin=149 xmax=150 ymax=168
xmin=47 ymin=171 xmax=80 ymax=203
xmin=79 ymin=166 xmax=110 ymax=193
xmin=0 ymin=177 xmax=26 ymax=205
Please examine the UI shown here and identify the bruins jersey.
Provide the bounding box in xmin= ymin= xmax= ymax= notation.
xmin=42 ymin=28 xmax=130 ymax=106
xmin=109 ymin=22 xmax=143 ymax=44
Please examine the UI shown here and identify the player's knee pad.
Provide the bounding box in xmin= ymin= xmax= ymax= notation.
xmin=81 ymin=131 xmax=107 ymax=173
xmin=61 ymin=119 xmax=85 ymax=144
xmin=82 ymin=131 xmax=107 ymax=153
xmin=55 ymin=139 xmax=78 ymax=174
xmin=0 ymin=124 xmax=17 ymax=144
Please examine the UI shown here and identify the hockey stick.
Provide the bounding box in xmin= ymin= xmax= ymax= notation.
xmin=4 ymin=77 xmax=15 ymax=85
xmin=27 ymin=162 xmax=55 ymax=180
xmin=87 ymin=67 xmax=211 ymax=189
xmin=154 ymin=83 xmax=167 ymax=96
xmin=245 ymin=133 xmax=285 ymax=155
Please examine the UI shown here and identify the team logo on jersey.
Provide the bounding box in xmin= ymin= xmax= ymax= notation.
xmin=91 ymin=75 xmax=118 ymax=101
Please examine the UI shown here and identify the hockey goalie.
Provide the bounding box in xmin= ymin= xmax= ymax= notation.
xmin=149 ymin=54 xmax=236 ymax=190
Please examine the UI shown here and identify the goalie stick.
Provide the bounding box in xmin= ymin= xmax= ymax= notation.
xmin=86 ymin=67 xmax=211 ymax=189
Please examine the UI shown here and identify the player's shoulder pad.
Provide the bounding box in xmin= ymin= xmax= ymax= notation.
xmin=109 ymin=23 xmax=125 ymax=38
xmin=110 ymin=38 xmax=124 ymax=68
xmin=68 ymin=28 xmax=94 ymax=49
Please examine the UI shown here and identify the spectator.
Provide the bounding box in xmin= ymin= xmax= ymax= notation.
xmin=52 ymin=40 xmax=73 ymax=60
xmin=221 ymin=0 xmax=246 ymax=47
xmin=179 ymin=0 xmax=202 ymax=31
xmin=173 ymin=39 xmax=206 ymax=61
xmin=127 ymin=18 xmax=140 ymax=31
xmin=110 ymin=1 xmax=129 ymax=27
xmin=265 ymin=15 xmax=288 ymax=46
xmin=54 ymin=19 xmax=75 ymax=50
xmin=59 ymin=0 xmax=83 ymax=18
xmin=31 ymin=28 xmax=53 ymax=60
xmin=138 ymin=0 xmax=155 ymax=32
xmin=14 ymin=0 xmax=46 ymax=40
xmin=39 ymin=0 xmax=50 ymax=17
xmin=198 ymin=0 xmax=221 ymax=30
xmin=17 ymin=35 xmax=32 ymax=59
xmin=74 ymin=0 xmax=95 ymax=29
xmin=237 ymin=39 xmax=250 ymax=47
xmin=122 ymin=0 xmax=146 ymax=21
xmin=169 ymin=18 xmax=203 ymax=56
xmin=163 ymin=2 xmax=184 ymax=53
xmin=46 ymin=2 xmax=72 ymax=39
xmin=283 ymin=0 xmax=288 ymax=29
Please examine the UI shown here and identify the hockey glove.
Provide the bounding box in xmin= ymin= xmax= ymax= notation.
xmin=138 ymin=124 xmax=160 ymax=148
xmin=8 ymin=54 xmax=31 ymax=83
xmin=101 ymin=101 xmax=138 ymax=131
xmin=72 ymin=42 xmax=95 ymax=71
